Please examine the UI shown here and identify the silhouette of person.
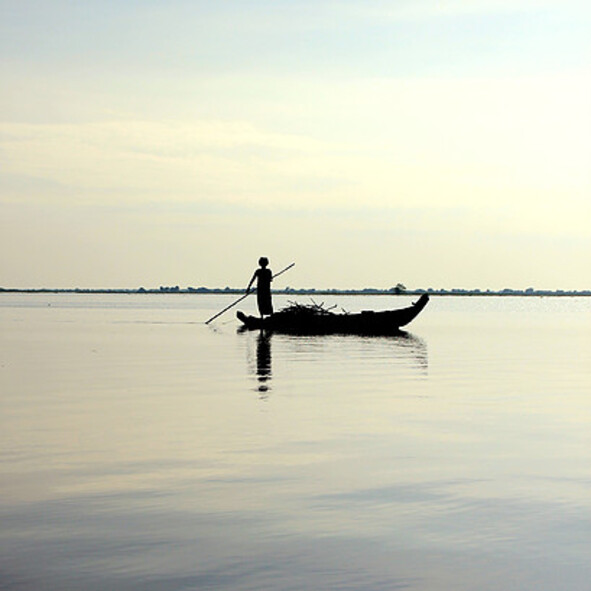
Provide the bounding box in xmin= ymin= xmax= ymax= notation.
xmin=246 ymin=257 xmax=273 ymax=317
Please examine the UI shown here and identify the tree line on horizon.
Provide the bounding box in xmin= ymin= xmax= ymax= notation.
xmin=1 ymin=286 xmax=590 ymax=296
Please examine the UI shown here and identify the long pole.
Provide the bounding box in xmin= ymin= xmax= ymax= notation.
xmin=205 ymin=262 xmax=295 ymax=324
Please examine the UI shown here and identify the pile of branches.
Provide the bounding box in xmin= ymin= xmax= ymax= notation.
xmin=279 ymin=299 xmax=347 ymax=317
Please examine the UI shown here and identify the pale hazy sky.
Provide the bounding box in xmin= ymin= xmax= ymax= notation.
xmin=2 ymin=0 xmax=590 ymax=290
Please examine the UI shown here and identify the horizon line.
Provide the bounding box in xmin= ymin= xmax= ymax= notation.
xmin=2 ymin=287 xmax=590 ymax=296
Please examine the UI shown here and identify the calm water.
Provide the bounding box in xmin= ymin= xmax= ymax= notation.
xmin=1 ymin=293 xmax=590 ymax=591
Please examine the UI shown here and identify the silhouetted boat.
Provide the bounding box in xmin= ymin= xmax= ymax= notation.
xmin=237 ymin=294 xmax=429 ymax=335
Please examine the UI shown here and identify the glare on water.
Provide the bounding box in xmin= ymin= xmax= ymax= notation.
xmin=1 ymin=293 xmax=590 ymax=590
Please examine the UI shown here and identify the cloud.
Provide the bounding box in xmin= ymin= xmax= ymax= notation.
xmin=0 ymin=120 xmax=351 ymax=206
xmin=2 ymin=67 xmax=590 ymax=218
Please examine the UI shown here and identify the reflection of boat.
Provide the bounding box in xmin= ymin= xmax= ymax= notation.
xmin=385 ymin=331 xmax=429 ymax=373
xmin=237 ymin=294 xmax=429 ymax=335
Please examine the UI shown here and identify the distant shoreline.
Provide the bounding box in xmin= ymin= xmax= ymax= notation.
xmin=1 ymin=288 xmax=590 ymax=297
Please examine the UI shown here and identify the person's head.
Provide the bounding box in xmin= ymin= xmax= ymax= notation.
xmin=258 ymin=257 xmax=269 ymax=268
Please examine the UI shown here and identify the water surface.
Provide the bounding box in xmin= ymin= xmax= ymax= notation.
xmin=1 ymin=294 xmax=590 ymax=590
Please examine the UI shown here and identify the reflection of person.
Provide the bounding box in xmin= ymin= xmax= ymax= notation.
xmin=246 ymin=257 xmax=273 ymax=318
xmin=256 ymin=331 xmax=272 ymax=392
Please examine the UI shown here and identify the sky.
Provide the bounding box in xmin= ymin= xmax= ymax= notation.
xmin=1 ymin=0 xmax=590 ymax=291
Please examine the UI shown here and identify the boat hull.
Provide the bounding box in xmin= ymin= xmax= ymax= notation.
xmin=237 ymin=294 xmax=429 ymax=335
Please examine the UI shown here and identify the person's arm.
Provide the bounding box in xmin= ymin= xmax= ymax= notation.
xmin=246 ymin=271 xmax=257 ymax=293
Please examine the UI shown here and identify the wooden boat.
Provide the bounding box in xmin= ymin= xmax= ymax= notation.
xmin=237 ymin=293 xmax=429 ymax=335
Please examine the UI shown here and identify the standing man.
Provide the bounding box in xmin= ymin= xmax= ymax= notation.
xmin=246 ymin=257 xmax=273 ymax=318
